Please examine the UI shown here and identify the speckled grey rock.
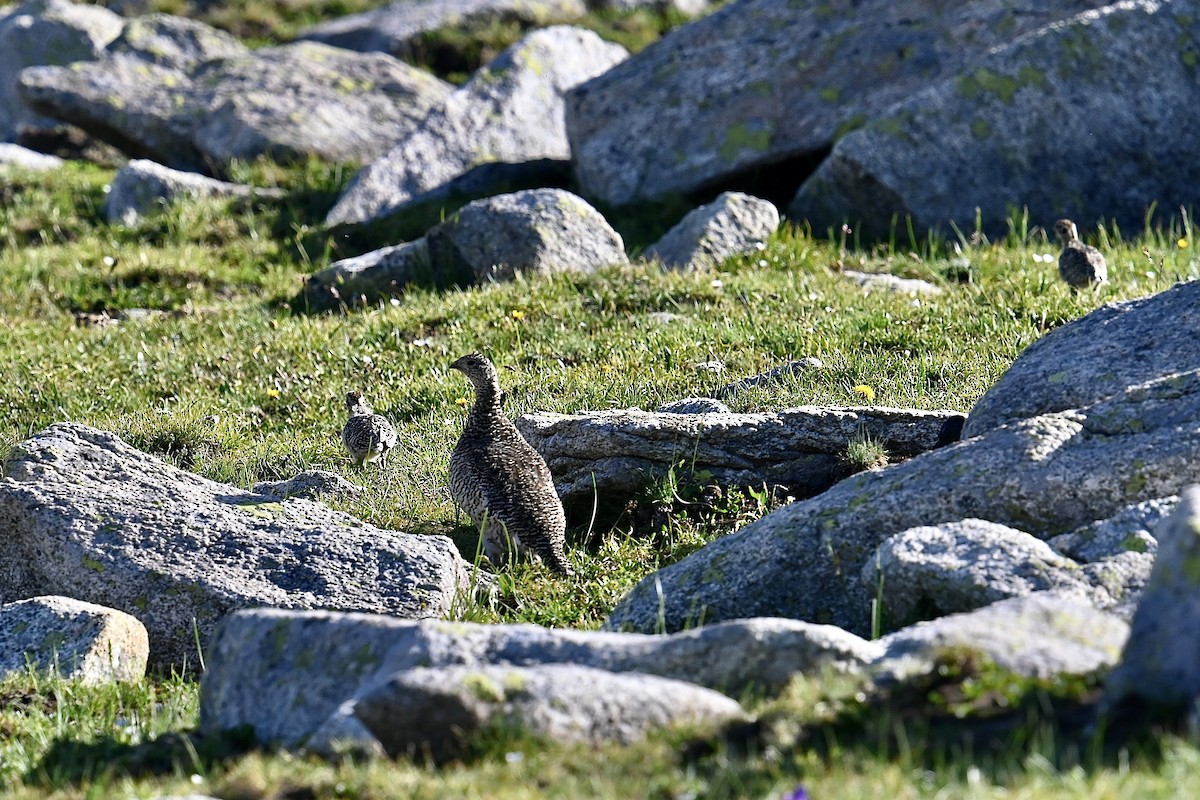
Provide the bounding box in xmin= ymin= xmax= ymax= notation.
xmin=865 ymin=519 xmax=1105 ymax=627
xmin=199 ymin=609 xmax=880 ymax=748
xmin=107 ymin=13 xmax=245 ymax=69
xmin=298 ymin=0 xmax=586 ymax=60
xmin=353 ymin=664 xmax=747 ymax=761
xmin=251 ymin=470 xmax=364 ymax=501
xmin=300 ymin=240 xmax=433 ymax=312
xmin=325 ymin=27 xmax=627 ymax=230
xmin=0 ymin=0 xmax=122 ymax=141
xmin=841 ymin=270 xmax=943 ymax=296
xmin=643 ymin=192 xmax=778 ymax=271
xmin=1104 ymin=487 xmax=1200 ymax=710
xmin=604 ymin=368 xmax=1200 ymax=636
xmin=517 ymin=405 xmax=962 ymax=509
xmin=0 ymin=423 xmax=471 ymax=667
xmin=964 ymin=280 xmax=1200 ymax=439
xmin=714 ymin=358 xmax=825 ymax=401
xmin=0 ymin=595 xmax=148 ymax=683
xmin=19 ymin=36 xmax=451 ymax=170
xmin=657 ymin=397 xmax=732 ymax=415
xmin=566 ymin=0 xmax=1105 ymax=206
xmin=873 ymin=593 xmax=1129 ymax=683
xmin=790 ymin=1 xmax=1200 ymax=239
xmin=0 ymin=142 xmax=63 ymax=170
xmin=1081 ymin=551 xmax=1154 ymax=622
xmin=105 ymin=159 xmax=283 ymax=225
xmin=425 ymin=188 xmax=628 ymax=283
xmin=1048 ymin=496 xmax=1171 ymax=563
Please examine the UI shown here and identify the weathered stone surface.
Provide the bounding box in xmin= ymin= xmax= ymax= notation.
xmin=0 ymin=142 xmax=64 ymax=170
xmin=0 ymin=0 xmax=123 ymax=141
xmin=964 ymin=280 xmax=1200 ymax=439
xmin=516 ymin=405 xmax=963 ymax=509
xmin=353 ymin=664 xmax=747 ymax=761
xmin=873 ymin=593 xmax=1129 ymax=683
xmin=105 ymin=159 xmax=283 ymax=225
xmin=1048 ymin=496 xmax=1171 ymax=563
xmin=425 ymin=188 xmax=628 ymax=282
xmin=0 ymin=423 xmax=471 ymax=666
xmin=298 ymin=0 xmax=586 ymax=60
xmin=299 ymin=240 xmax=434 ymax=312
xmin=841 ymin=270 xmax=942 ymax=296
xmin=865 ymin=519 xmax=1101 ymax=627
xmin=604 ymin=368 xmax=1200 ymax=636
xmin=0 ymin=595 xmax=148 ymax=683
xmin=790 ymin=2 xmax=1200 ymax=240
xmin=714 ymin=358 xmax=824 ymax=401
xmin=325 ymin=27 xmax=627 ymax=230
xmin=251 ymin=470 xmax=364 ymax=501
xmin=643 ymin=192 xmax=778 ymax=271
xmin=565 ymin=0 xmax=1105 ymax=206
xmin=657 ymin=397 xmax=731 ymax=415
xmin=19 ymin=35 xmax=451 ymax=171
xmin=107 ymin=13 xmax=245 ymax=69
xmin=1081 ymin=552 xmax=1154 ymax=621
xmin=200 ymin=609 xmax=879 ymax=747
xmin=1104 ymin=487 xmax=1200 ymax=710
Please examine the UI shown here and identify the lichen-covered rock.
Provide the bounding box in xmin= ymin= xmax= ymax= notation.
xmin=298 ymin=0 xmax=586 ymax=61
xmin=425 ymin=188 xmax=628 ymax=282
xmin=604 ymin=368 xmax=1200 ymax=636
xmin=352 ymin=664 xmax=747 ymax=761
xmin=1049 ymin=496 xmax=1172 ymax=563
xmin=0 ymin=0 xmax=123 ymax=141
xmin=0 ymin=142 xmax=64 ymax=170
xmin=299 ymin=240 xmax=434 ymax=312
xmin=643 ymin=192 xmax=778 ymax=271
xmin=325 ymin=26 xmax=628 ymax=231
xmin=790 ymin=1 xmax=1200 ymax=239
xmin=107 ymin=13 xmax=245 ymax=69
xmin=714 ymin=358 xmax=824 ymax=401
xmin=964 ymin=280 xmax=1200 ymax=438
xmin=0 ymin=423 xmax=471 ymax=666
xmin=565 ymin=0 xmax=1105 ymax=206
xmin=1104 ymin=487 xmax=1200 ymax=710
xmin=0 ymin=595 xmax=148 ymax=683
xmin=657 ymin=397 xmax=731 ymax=415
xmin=199 ymin=609 xmax=879 ymax=748
xmin=873 ymin=593 xmax=1129 ymax=683
xmin=841 ymin=270 xmax=942 ymax=296
xmin=251 ymin=470 xmax=364 ymax=501
xmin=105 ymin=159 xmax=283 ymax=225
xmin=516 ymin=405 xmax=962 ymax=510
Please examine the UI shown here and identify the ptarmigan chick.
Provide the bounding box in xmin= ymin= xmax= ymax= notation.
xmin=1054 ymin=219 xmax=1108 ymax=290
xmin=342 ymin=391 xmax=397 ymax=466
xmin=448 ymin=352 xmax=573 ymax=575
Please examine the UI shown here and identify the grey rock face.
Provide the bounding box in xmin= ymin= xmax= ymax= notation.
xmin=105 ymin=159 xmax=283 ymax=225
xmin=426 ymin=188 xmax=628 ymax=282
xmin=0 ymin=423 xmax=471 ymax=666
xmin=0 ymin=595 xmax=148 ymax=683
xmin=1048 ymin=496 xmax=1172 ymax=563
xmin=516 ymin=405 xmax=963 ymax=509
xmin=964 ymin=280 xmax=1200 ymax=439
xmin=0 ymin=142 xmax=64 ymax=170
xmin=200 ymin=609 xmax=880 ymax=747
xmin=0 ymin=0 xmax=123 ymax=141
xmin=874 ymin=593 xmax=1129 ymax=683
xmin=790 ymin=2 xmax=1200 ymax=239
xmin=107 ymin=13 xmax=245 ymax=69
xmin=565 ymin=0 xmax=1105 ymax=206
xmin=251 ymin=470 xmax=364 ymax=501
xmin=841 ymin=270 xmax=943 ymax=296
xmin=19 ymin=34 xmax=451 ymax=171
xmin=657 ymin=397 xmax=731 ymax=415
xmin=324 ymin=26 xmax=628 ymax=230
xmin=643 ymin=192 xmax=778 ymax=271
xmin=353 ymin=664 xmax=747 ymax=761
xmin=604 ymin=368 xmax=1200 ymax=636
xmin=865 ymin=519 xmax=1102 ymax=627
xmin=300 ymin=240 xmax=433 ymax=312
xmin=714 ymin=358 xmax=825 ymax=401
xmin=298 ymin=0 xmax=586 ymax=60
xmin=1104 ymin=487 xmax=1200 ymax=710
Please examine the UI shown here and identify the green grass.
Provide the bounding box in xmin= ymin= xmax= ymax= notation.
xmin=1 ymin=154 xmax=1198 ymax=797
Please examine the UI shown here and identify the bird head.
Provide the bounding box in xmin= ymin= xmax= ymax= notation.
xmin=1053 ymin=219 xmax=1080 ymax=245
xmin=450 ymin=352 xmax=499 ymax=387
xmin=345 ymin=391 xmax=371 ymax=415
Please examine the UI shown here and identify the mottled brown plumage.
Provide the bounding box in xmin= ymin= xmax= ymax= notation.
xmin=342 ymin=391 xmax=397 ymax=466
xmin=1054 ymin=219 xmax=1108 ymax=290
xmin=448 ymin=353 xmax=572 ymax=575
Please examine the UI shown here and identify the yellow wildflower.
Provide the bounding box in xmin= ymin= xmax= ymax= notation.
xmin=852 ymin=384 xmax=876 ymax=403
xmin=265 ymin=388 xmax=281 ymax=398
xmin=1179 ymin=238 xmax=1190 ymax=249
xmin=456 ymin=397 xmax=469 ymax=407
xmin=511 ymin=310 xmax=526 ymax=321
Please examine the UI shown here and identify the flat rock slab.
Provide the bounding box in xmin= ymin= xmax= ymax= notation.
xmin=251 ymin=470 xmax=364 ymax=500
xmin=516 ymin=405 xmax=964 ymax=509
xmin=1048 ymin=496 xmax=1170 ymax=563
xmin=0 ymin=142 xmax=64 ymax=170
xmin=604 ymin=368 xmax=1200 ymax=636
xmin=325 ymin=26 xmax=627 ymax=231
xmin=353 ymin=663 xmax=747 ymax=761
xmin=298 ymin=0 xmax=587 ymax=61
xmin=644 ymin=191 xmax=779 ymax=271
xmin=841 ymin=270 xmax=943 ymax=296
xmin=0 ymin=423 xmax=471 ymax=666
xmin=565 ymin=0 xmax=1106 ymax=206
xmin=106 ymin=159 xmax=284 ymax=225
xmin=0 ymin=595 xmax=148 ymax=683
xmin=790 ymin=1 xmax=1200 ymax=239
xmin=965 ymin=280 xmax=1200 ymax=438
xmin=200 ymin=609 xmax=880 ymax=748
